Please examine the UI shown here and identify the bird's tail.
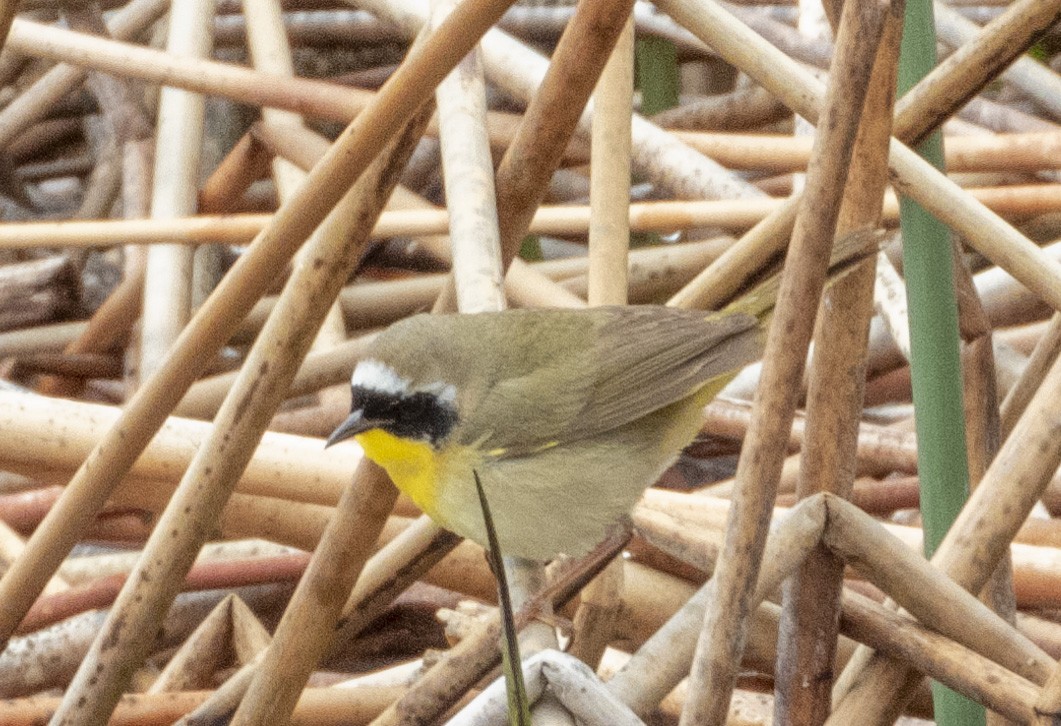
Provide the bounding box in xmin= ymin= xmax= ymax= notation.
xmin=721 ymin=227 xmax=892 ymax=321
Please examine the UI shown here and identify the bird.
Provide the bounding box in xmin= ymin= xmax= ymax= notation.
xmin=326 ymin=232 xmax=880 ymax=561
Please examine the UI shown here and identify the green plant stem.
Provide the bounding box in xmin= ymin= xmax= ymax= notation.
xmin=475 ymin=470 xmax=531 ymax=726
xmin=898 ymin=0 xmax=984 ymax=723
xmin=635 ymin=35 xmax=679 ymax=115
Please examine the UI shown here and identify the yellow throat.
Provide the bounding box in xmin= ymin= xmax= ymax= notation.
xmin=354 ymin=429 xmax=442 ymax=520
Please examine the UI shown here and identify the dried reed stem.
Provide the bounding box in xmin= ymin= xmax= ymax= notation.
xmin=679 ymin=1 xmax=889 ymax=721
xmin=933 ymin=0 xmax=1061 ymax=122
xmin=434 ymin=0 xmax=505 ymax=316
xmin=5 ymin=16 xmax=375 ymax=122
xmin=999 ymin=313 xmax=1061 ymax=435
xmin=838 ymin=591 xmax=1039 ymax=723
xmin=231 ymin=463 xmax=397 ymax=726
xmin=569 ymin=14 xmax=634 ymax=672
xmin=139 ymin=0 xmax=213 ymax=378
xmin=148 ymin=595 xmax=253 ymax=693
xmin=0 ymin=187 xmax=1058 ymax=250
xmin=773 ymin=8 xmax=901 ymax=721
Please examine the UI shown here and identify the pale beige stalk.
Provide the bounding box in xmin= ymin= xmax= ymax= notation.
xmin=139 ymin=0 xmax=214 ymax=377
xmin=570 ymin=13 xmax=634 ymax=672
xmin=243 ymin=0 xmax=348 ymax=353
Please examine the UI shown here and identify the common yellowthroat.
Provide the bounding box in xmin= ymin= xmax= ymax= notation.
xmin=326 ymin=233 xmax=880 ymax=561
xmin=327 ymin=306 xmax=762 ymax=559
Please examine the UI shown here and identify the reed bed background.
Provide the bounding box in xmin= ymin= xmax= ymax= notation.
xmin=0 ymin=0 xmax=1058 ymax=723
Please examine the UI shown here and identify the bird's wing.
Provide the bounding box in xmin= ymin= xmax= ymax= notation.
xmin=568 ymin=307 xmax=762 ymax=440
xmin=465 ymin=307 xmax=763 ymax=457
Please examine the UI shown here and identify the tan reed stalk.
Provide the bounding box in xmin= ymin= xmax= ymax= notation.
xmin=832 ymin=327 xmax=1061 ymax=717
xmin=197 ymin=132 xmax=272 ymax=214
xmin=3 ymin=187 xmax=1061 ymax=250
xmin=229 ymin=595 xmax=272 ymax=664
xmin=671 ymin=129 xmax=1061 ymax=173
xmin=934 ymin=0 xmax=1061 ymax=121
xmin=773 ymin=7 xmax=902 ymax=722
xmin=568 ymin=13 xmax=634 ymax=673
xmin=0 ymin=519 xmax=69 ymax=596
xmin=139 ymin=0 xmax=213 ymax=378
xmin=1000 ymin=313 xmax=1061 ymax=435
xmin=433 ymin=0 xmax=504 ymax=315
xmin=664 ymin=0 xmax=1061 ymax=312
xmin=51 ymin=104 xmax=433 ymax=725
xmin=818 ymin=495 xmax=1050 ymax=682
xmin=0 ymin=390 xmax=353 ymax=505
xmin=148 ymin=595 xmax=246 ymax=692
xmin=116 ymin=148 xmax=153 ymax=392
xmin=229 ymin=459 xmax=397 ymax=726
xmin=4 ymin=17 xmax=376 ymax=121
xmin=0 ymin=685 xmax=403 ymax=726
xmin=585 ymin=18 xmax=633 ymax=312
xmin=679 ymin=1 xmax=890 ymax=721
xmin=954 ymin=262 xmax=1019 ymax=645
xmin=837 ymin=591 xmax=1039 ymax=723
xmin=249 ymin=120 xmax=331 ymax=177
xmin=0 ymin=0 xmax=169 ymax=150
xmin=333 ymin=515 xmax=462 ymax=649
xmin=0 ymin=0 xmax=518 ymax=656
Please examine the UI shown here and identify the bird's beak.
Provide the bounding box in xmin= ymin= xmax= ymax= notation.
xmin=325 ymin=410 xmax=381 ymax=448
